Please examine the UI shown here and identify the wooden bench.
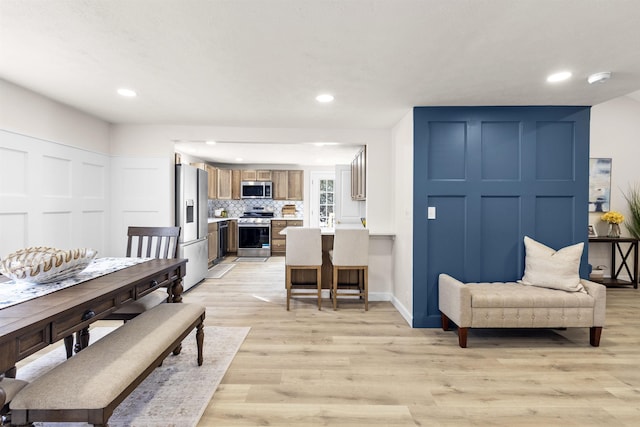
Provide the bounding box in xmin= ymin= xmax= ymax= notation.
xmin=9 ymin=302 xmax=205 ymax=427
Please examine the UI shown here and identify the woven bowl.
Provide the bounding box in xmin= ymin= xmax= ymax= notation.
xmin=0 ymin=246 xmax=97 ymax=283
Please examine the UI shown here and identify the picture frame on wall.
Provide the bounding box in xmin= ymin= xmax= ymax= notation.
xmin=589 ymin=158 xmax=612 ymax=212
xmin=588 ymin=224 xmax=598 ymax=237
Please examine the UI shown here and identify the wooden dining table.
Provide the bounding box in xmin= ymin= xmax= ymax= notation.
xmin=0 ymin=258 xmax=187 ymax=377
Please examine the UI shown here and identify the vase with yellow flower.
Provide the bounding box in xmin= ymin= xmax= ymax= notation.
xmin=601 ymin=211 xmax=624 ymax=238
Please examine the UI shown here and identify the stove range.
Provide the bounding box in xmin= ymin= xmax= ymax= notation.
xmin=238 ymin=209 xmax=273 ymax=257
xmin=239 ymin=209 xmax=274 ymax=224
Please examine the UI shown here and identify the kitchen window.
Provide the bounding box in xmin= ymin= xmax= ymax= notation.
xmin=319 ymin=178 xmax=334 ymax=228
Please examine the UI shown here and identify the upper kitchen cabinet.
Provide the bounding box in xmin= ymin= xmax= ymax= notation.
xmin=273 ymin=170 xmax=304 ymax=200
xmin=207 ymin=165 xmax=217 ymax=199
xmin=351 ymin=146 xmax=366 ymax=201
xmin=217 ymin=169 xmax=232 ymax=200
xmin=287 ymin=170 xmax=303 ymax=200
xmin=272 ymin=170 xmax=288 ymax=200
xmin=231 ymin=170 xmax=242 ymax=199
xmin=241 ymin=170 xmax=272 ymax=181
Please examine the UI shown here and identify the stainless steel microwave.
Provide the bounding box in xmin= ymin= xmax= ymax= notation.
xmin=241 ymin=181 xmax=272 ymax=199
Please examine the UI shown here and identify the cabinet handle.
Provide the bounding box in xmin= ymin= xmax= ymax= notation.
xmin=151 ymin=280 xmax=159 ymax=288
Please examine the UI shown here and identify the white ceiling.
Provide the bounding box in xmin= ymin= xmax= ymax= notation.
xmin=1 ymin=0 xmax=640 ymax=165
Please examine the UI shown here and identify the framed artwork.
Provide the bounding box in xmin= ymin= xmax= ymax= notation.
xmin=589 ymin=158 xmax=611 ymax=212
xmin=588 ymin=224 xmax=598 ymax=237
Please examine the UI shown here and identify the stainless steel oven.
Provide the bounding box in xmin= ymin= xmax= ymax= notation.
xmin=237 ymin=216 xmax=272 ymax=257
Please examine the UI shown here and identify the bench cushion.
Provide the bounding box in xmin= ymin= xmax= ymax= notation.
xmin=11 ymin=303 xmax=205 ymax=411
xmin=468 ymin=282 xmax=595 ymax=308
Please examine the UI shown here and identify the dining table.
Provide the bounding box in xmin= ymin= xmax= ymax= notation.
xmin=0 ymin=257 xmax=187 ymax=378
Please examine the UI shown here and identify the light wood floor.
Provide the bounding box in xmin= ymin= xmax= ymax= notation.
xmin=186 ymin=256 xmax=639 ymax=426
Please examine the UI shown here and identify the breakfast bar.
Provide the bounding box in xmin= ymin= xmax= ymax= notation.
xmin=280 ymin=225 xmax=394 ymax=289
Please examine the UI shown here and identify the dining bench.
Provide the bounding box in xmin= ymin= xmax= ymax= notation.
xmin=9 ymin=302 xmax=205 ymax=427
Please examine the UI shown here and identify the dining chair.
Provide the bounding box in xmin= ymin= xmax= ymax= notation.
xmin=285 ymin=227 xmax=323 ymax=310
xmin=66 ymin=226 xmax=181 ymax=356
xmin=329 ymin=228 xmax=369 ymax=310
xmin=106 ymin=226 xmax=181 ymax=321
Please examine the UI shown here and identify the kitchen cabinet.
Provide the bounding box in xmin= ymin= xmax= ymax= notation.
xmin=208 ymin=222 xmax=219 ymax=267
xmin=256 ymin=170 xmax=272 ymax=181
xmin=272 ymin=170 xmax=304 ymax=200
xmin=351 ymin=146 xmax=366 ymax=200
xmin=217 ymin=169 xmax=232 ymax=200
xmin=227 ymin=219 xmax=238 ymax=252
xmin=231 ymin=170 xmax=242 ymax=199
xmin=207 ymin=165 xmax=217 ymax=199
xmin=241 ymin=170 xmax=256 ymax=181
xmin=287 ymin=170 xmax=303 ymax=200
xmin=241 ymin=170 xmax=272 ymax=181
xmin=272 ymin=170 xmax=288 ymax=200
xmin=271 ymin=219 xmax=303 ymax=254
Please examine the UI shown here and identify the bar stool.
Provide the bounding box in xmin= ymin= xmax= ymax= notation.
xmin=285 ymin=227 xmax=323 ymax=310
xmin=329 ymin=228 xmax=369 ymax=310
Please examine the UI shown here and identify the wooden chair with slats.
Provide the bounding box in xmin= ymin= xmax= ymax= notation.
xmin=107 ymin=226 xmax=181 ymax=321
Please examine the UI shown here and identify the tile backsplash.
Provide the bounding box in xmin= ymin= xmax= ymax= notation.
xmin=208 ymin=199 xmax=303 ymax=218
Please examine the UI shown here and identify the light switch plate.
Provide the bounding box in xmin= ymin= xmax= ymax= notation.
xmin=427 ymin=206 xmax=436 ymax=219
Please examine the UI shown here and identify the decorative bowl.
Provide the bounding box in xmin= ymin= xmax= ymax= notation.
xmin=0 ymin=246 xmax=97 ymax=283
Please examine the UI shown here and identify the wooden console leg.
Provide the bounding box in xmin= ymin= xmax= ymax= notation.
xmin=458 ymin=327 xmax=468 ymax=348
xmin=441 ymin=312 xmax=450 ymax=331
xmin=64 ymin=335 xmax=74 ymax=358
xmin=590 ymin=326 xmax=602 ymax=347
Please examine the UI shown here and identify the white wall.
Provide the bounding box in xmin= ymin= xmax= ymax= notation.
xmin=588 ymin=95 xmax=640 ymax=278
xmin=0 ymin=79 xmax=110 ymax=154
xmin=390 ymin=110 xmax=414 ymax=325
xmin=0 ymin=80 xmax=112 ymax=257
xmin=0 ymin=130 xmax=110 ymax=257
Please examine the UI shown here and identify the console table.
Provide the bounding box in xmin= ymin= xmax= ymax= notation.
xmin=588 ymin=237 xmax=638 ymax=288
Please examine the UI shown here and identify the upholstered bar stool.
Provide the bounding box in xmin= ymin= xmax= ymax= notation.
xmin=329 ymin=228 xmax=369 ymax=311
xmin=285 ymin=227 xmax=323 ymax=310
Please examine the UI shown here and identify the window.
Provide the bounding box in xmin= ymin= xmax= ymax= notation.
xmin=319 ymin=179 xmax=335 ymax=228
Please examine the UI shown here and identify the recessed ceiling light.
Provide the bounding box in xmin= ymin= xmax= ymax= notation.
xmin=587 ymin=72 xmax=612 ymax=84
xmin=206 ymin=140 xmax=217 ymax=145
xmin=235 ymin=158 xmax=243 ymax=162
xmin=546 ymin=71 xmax=572 ymax=83
xmin=316 ymin=94 xmax=334 ymax=103
xmin=117 ymin=88 xmax=137 ymax=97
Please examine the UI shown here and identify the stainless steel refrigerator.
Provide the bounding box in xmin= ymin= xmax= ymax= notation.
xmin=175 ymin=164 xmax=209 ymax=291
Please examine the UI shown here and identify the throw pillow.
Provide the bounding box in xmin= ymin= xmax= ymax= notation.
xmin=519 ymin=236 xmax=586 ymax=293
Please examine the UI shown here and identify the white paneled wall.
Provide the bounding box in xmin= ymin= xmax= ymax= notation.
xmin=109 ymin=157 xmax=173 ymax=257
xmin=0 ymin=130 xmax=109 ymax=257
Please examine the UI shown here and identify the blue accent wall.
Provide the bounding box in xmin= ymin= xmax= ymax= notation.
xmin=413 ymin=107 xmax=591 ymax=328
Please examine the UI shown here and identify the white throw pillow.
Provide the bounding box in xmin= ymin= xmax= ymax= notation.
xmin=519 ymin=236 xmax=586 ymax=293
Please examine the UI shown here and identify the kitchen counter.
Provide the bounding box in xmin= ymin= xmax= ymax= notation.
xmin=208 ymin=217 xmax=237 ymax=223
xmin=279 ymin=224 xmax=395 ymax=237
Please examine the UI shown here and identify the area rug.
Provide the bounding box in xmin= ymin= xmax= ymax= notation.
xmin=234 ymin=257 xmax=267 ymax=262
xmin=16 ymin=325 xmax=250 ymax=427
xmin=206 ymin=263 xmax=235 ymax=278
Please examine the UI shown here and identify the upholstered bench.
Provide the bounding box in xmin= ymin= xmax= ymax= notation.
xmin=10 ymin=302 xmax=205 ymax=427
xmin=1 ymin=378 xmax=29 ymax=423
xmin=438 ymin=273 xmax=606 ymax=348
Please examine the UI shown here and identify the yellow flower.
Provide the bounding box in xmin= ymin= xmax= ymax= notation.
xmin=601 ymin=211 xmax=624 ymax=224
